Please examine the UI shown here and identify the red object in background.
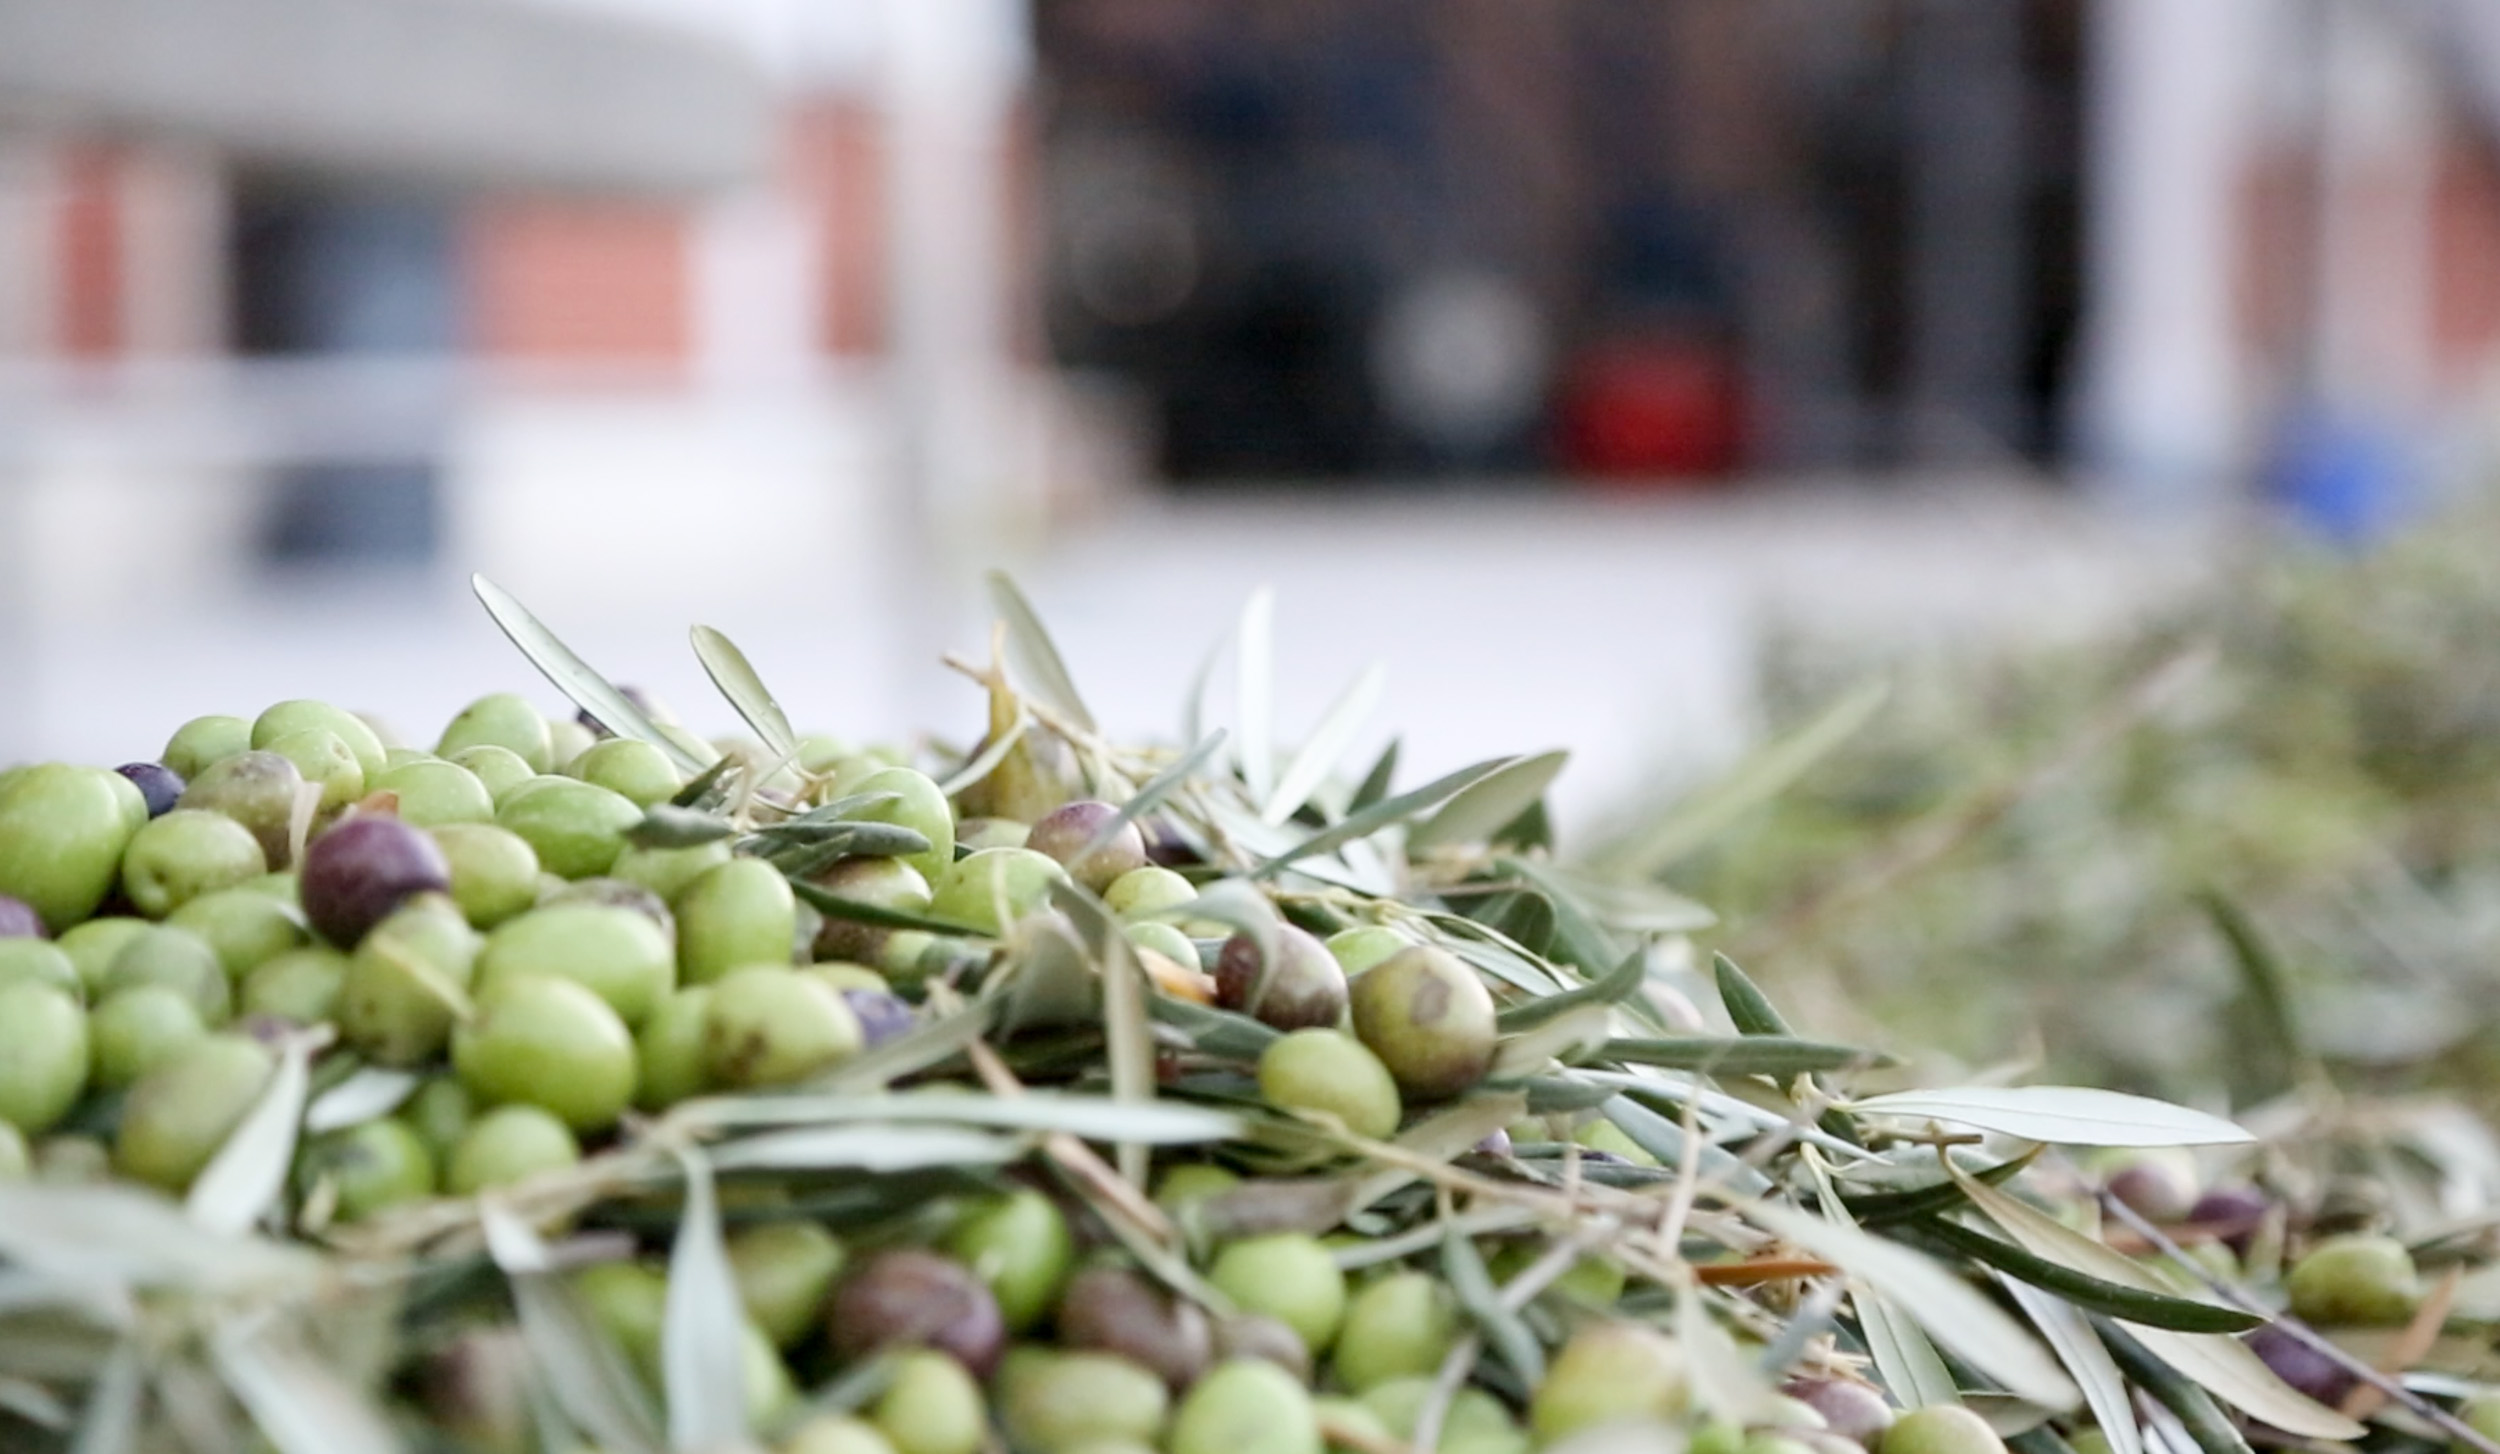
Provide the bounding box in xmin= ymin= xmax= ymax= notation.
xmin=55 ymin=145 xmax=124 ymax=359
xmin=1555 ymin=336 xmax=1745 ymax=481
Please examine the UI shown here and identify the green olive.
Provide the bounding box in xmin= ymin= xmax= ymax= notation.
xmin=1329 ymin=1271 xmax=1458 ymax=1391
xmin=2286 ymin=1234 xmax=2419 ymax=1326
xmin=453 ymin=974 xmax=638 ymax=1132
xmin=114 ymin=1034 xmax=273 ymax=1191
xmin=494 ymin=776 xmax=640 ymax=881
xmin=444 ymin=1103 xmax=581 ymax=1195
xmin=546 ymin=719 xmax=600 ymax=773
xmin=0 ymin=764 xmax=144 ymax=931
xmin=57 ymin=917 xmax=149 ymax=995
xmin=167 ymin=887 xmax=309 ymax=980
xmin=1360 ymin=1378 xmax=1524 ymax=1454
xmin=101 ymin=770 xmax=147 ymax=835
xmin=120 ymin=809 xmax=270 ymax=918
xmin=613 ymin=840 xmax=734 ymax=906
xmin=101 ymin=924 xmax=231 ymax=1024
xmin=298 ymin=1117 xmax=436 ymax=1221
xmin=1529 ymin=1322 xmax=1688 ymax=1442
xmin=1879 ymin=1407 xmax=2006 ymax=1454
xmin=851 ymin=768 xmax=956 ymax=885
xmin=254 ymin=700 xmax=388 ymax=781
xmin=1313 ymin=1396 xmax=1394 ymax=1454
xmin=1122 ymin=919 xmax=1199 ymax=970
xmin=437 ymin=694 xmax=554 ymax=773
xmin=955 ymin=817 xmax=1030 ymax=852
xmin=371 ymin=760 xmax=495 ymax=827
xmin=240 ymin=945 xmax=349 ymax=1024
xmin=2453 ymin=1395 xmax=2500 ymax=1454
xmin=0 ymin=939 xmax=81 ymax=999
xmin=450 ymin=745 xmax=538 ymax=802
xmin=429 ymin=823 xmax=543 ymax=929
xmin=677 ymin=858 xmax=799 ymax=985
xmin=337 ymin=894 xmax=481 ymax=1066
xmin=0 ymin=982 xmax=90 ymax=1133
xmin=870 ymin=1348 xmax=986 ymax=1454
xmin=703 ymin=966 xmax=862 ymax=1087
xmin=1152 ymin=1163 xmax=1240 ymax=1221
xmin=945 ymin=1188 xmax=1074 ymax=1333
xmin=996 ymin=1347 xmax=1170 ymax=1454
xmin=1574 ymin=1118 xmax=1659 ymax=1166
xmin=573 ymin=1259 xmax=668 ymax=1380
xmin=1168 ymin=1358 xmax=1319 ymax=1454
xmin=1324 ymin=926 xmax=1407 ymax=978
xmin=729 ymin=1220 xmax=847 ymax=1348
xmin=179 ymin=751 xmax=309 ymax=868
xmin=1206 ymin=1234 xmax=1345 ymax=1356
xmin=1484 ymin=1240 xmax=1623 ymax=1307
xmin=569 ymin=738 xmax=682 ymax=808
xmin=635 ymin=986 xmax=716 ymax=1110
xmin=1102 ymin=866 xmax=1195 ymax=920
xmin=90 ymin=985 xmax=211 ymax=1089
xmin=783 ymin=1414 xmax=900 ymax=1454
xmin=0 ymin=1120 xmax=26 ymax=1180
xmin=1258 ymin=1029 xmax=1401 ymax=1140
xmin=927 ymin=847 xmax=1068 ymax=935
xmin=162 ymin=714 xmax=253 ymax=779
xmin=1348 ymin=946 xmax=1497 ymax=1100
xmin=475 ymin=902 xmax=673 ymax=1028
xmin=265 ymin=728 xmax=366 ymax=816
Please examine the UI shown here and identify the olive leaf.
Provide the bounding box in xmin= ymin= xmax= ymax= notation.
xmin=1678 ymin=1280 xmax=1784 ymax=1426
xmin=303 ymin=1067 xmax=419 ymax=1135
xmin=708 ymin=1125 xmax=1029 ymax=1173
xmin=1148 ymin=996 xmax=1279 ymax=1059
xmin=627 ymin=804 xmax=738 ymax=850
xmin=472 ymin=575 xmax=702 ymax=773
xmin=689 ymin=624 xmax=796 ymax=758
xmin=1494 ymin=857 xmax=1631 ymax=981
xmin=1598 ymin=1095 xmax=1771 ymax=1195
xmin=660 ymin=1148 xmax=749 ymax=1453
xmin=984 ymin=571 xmax=1096 ymax=732
xmin=935 ymin=695 xmax=1030 ymax=799
xmin=1858 ymin=1284 xmax=1961 ymax=1408
xmin=1714 ymin=953 xmax=1792 ymax=1036
xmin=1603 ymin=1036 xmax=1890 ymax=1077
xmin=1497 ymin=951 xmax=1647 ymax=1032
xmin=1054 ymin=881 xmax=1158 ymax=1186
xmin=1348 ymin=738 xmax=1400 ymax=813
xmin=211 ymin=1323 xmax=398 ymax=1454
xmin=1909 ymin=1219 xmax=2260 ymax=1334
xmin=481 ymin=1203 xmax=665 ymax=1454
xmin=1253 ymin=756 xmax=1520 ymax=879
xmin=1848 ymin=1087 xmax=2254 ymax=1148
xmin=1263 ymin=663 xmax=1386 ymax=825
xmin=2003 ymin=1279 xmax=2144 ymax=1454
xmin=1409 ymin=750 xmax=1568 ymax=852
xmin=187 ymin=1033 xmax=315 ymax=1237
xmin=688 ymin=1092 xmax=1241 ymax=1144
xmin=1444 ymin=1224 xmax=1543 ymax=1390
xmin=69 ymin=1340 xmax=142 ymax=1454
xmin=788 ymin=879 xmax=989 ymax=937
xmin=1235 ymin=586 xmax=1277 ymax=804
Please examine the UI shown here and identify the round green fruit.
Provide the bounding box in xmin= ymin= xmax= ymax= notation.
xmin=336 ymin=894 xmax=481 ymax=1065
xmin=927 ymin=847 xmax=1068 ymax=935
xmin=162 ymin=715 xmax=252 ymax=780
xmin=870 ymin=1349 xmax=986 ymax=1454
xmin=253 ymin=700 xmax=387 ymax=781
xmin=178 ymin=751 xmax=308 ymax=868
xmin=635 ymin=986 xmax=715 ymax=1110
xmin=120 ymin=809 xmax=269 ymax=918
xmin=0 ymin=764 xmax=143 ymax=931
xmin=298 ymin=1117 xmax=436 ymax=1221
xmin=703 ymin=966 xmax=862 ymax=1087
xmin=494 ymin=776 xmax=640 ymax=881
xmin=101 ymin=925 xmax=230 ymax=1024
xmin=0 ymin=982 xmax=90 ymax=1133
xmin=2286 ymin=1234 xmax=2419 ymax=1326
xmin=399 ymin=1077 xmax=475 ymax=1164
xmin=444 ymin=1103 xmax=581 ymax=1194
xmin=1102 ymin=865 xmax=1195 ymax=920
xmin=1329 ymin=1271 xmax=1458 ymax=1391
xmin=996 ymin=1347 xmax=1170 ymax=1454
xmin=436 ymin=694 xmax=553 ymax=774
xmin=453 ymin=974 xmax=638 ymax=1132
xmin=429 ymin=823 xmax=542 ymax=929
xmin=450 ymin=745 xmax=537 ymax=802
xmin=783 ymin=1415 xmax=899 ymax=1454
xmin=263 ymin=728 xmax=365 ymax=816
xmin=475 ymin=902 xmax=672 ymax=1028
xmin=1259 ymin=1029 xmax=1401 ymax=1140
xmin=945 ymin=1188 xmax=1074 ymax=1333
xmin=371 ymin=759 xmax=495 ymax=827
xmin=57 ymin=917 xmax=149 ymax=994
xmin=1206 ymin=1234 xmax=1345 ymax=1356
xmin=569 ymin=738 xmax=681 ymax=808
xmin=1324 ymin=926 xmax=1407 ymax=978
xmin=1348 ymin=946 xmax=1497 ymax=1100
xmin=850 ymin=768 xmax=956 ymax=885
xmin=114 ymin=1034 xmax=273 ymax=1191
xmin=728 ymin=1220 xmax=847 ymax=1349
xmin=1168 ymin=1358 xmax=1319 ymax=1454
xmin=1530 ymin=1322 xmax=1688 ymax=1442
xmin=167 ymin=887 xmax=308 ymax=980
xmin=0 ymin=939 xmax=80 ymax=999
xmin=90 ymin=985 xmax=210 ymax=1089
xmin=1879 ymin=1407 xmax=2006 ymax=1454
xmin=612 ymin=839 xmax=733 ymax=907
xmin=676 ymin=857 xmax=799 ymax=985
xmin=240 ymin=945 xmax=349 ymax=1024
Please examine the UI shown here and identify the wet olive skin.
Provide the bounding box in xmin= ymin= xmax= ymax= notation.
xmin=677 ymin=857 xmax=799 ymax=985
xmin=265 ymin=728 xmax=365 ymax=815
xmin=399 ymin=1078 xmax=475 ymax=1164
xmin=90 ymin=985 xmax=211 ymax=1090
xmin=114 ymin=1034 xmax=274 ymax=1191
xmin=119 ymin=809 xmax=269 ymax=919
xmin=298 ymin=1117 xmax=437 ymax=1221
xmin=0 ymin=764 xmax=144 ymax=932
xmin=928 ymin=847 xmax=1070 ymax=935
xmin=1207 ymin=1234 xmax=1345 ymax=1356
xmin=240 ymin=945 xmax=349 ymax=1024
xmin=1348 ymin=946 xmax=1498 ymax=1100
xmin=851 ymin=767 xmax=957 ymax=885
xmin=444 ymin=1103 xmax=581 ymax=1194
xmin=870 ymin=1348 xmax=986 ymax=1454
xmin=830 ymin=1248 xmax=1006 ymax=1375
xmin=452 ymin=974 xmax=638 ymax=1132
xmin=2286 ymin=1234 xmax=2420 ymax=1326
xmin=569 ymin=738 xmax=682 ymax=808
xmin=101 ymin=925 xmax=232 ymax=1024
xmin=613 ymin=839 xmax=734 ymax=907
xmin=703 ymin=966 xmax=863 ymax=1088
xmin=474 ymin=902 xmax=673 ymax=1029
xmin=1258 ymin=1029 xmax=1401 ymax=1141
xmin=783 ymin=1415 xmax=900 ymax=1454
xmin=179 ymin=751 xmax=309 ymax=868
xmin=1168 ymin=1358 xmax=1321 ymax=1454
xmin=451 ymin=745 xmax=538 ymax=803
xmin=728 ymin=1219 xmax=847 ymax=1348
xmin=0 ymin=981 xmax=91 ymax=1133
xmin=945 ymin=1188 xmax=1075 ymax=1333
xmin=996 ymin=1347 xmax=1170 ymax=1454
xmin=1102 ymin=865 xmax=1195 ymax=920
xmin=635 ymin=986 xmax=716 ymax=1110
xmin=58 ymin=918 xmax=151 ymax=994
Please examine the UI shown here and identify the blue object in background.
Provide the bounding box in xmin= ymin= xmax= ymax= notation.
xmin=2267 ymin=405 xmax=2420 ymax=546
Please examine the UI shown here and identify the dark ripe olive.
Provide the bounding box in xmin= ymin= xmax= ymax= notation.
xmin=300 ymin=814 xmax=454 ymax=948
xmin=180 ymin=750 xmax=309 ymax=868
xmin=1055 ymin=1265 xmax=1213 ymax=1391
xmin=115 ymin=763 xmax=185 ymax=819
xmin=2188 ymin=1185 xmax=2273 ymax=1255
xmin=0 ymin=894 xmax=41 ymax=939
xmin=828 ymin=1248 xmax=1006 ymax=1376
xmin=1025 ymin=801 xmax=1148 ymax=893
xmin=1140 ymin=818 xmax=1198 ymax=869
xmin=1878 ymin=1406 xmax=2006 ymax=1454
xmin=1781 ymin=1378 xmax=1896 ymax=1448
xmin=843 ymin=988 xmax=916 ymax=1046
xmin=2244 ymin=1324 xmax=2355 ymax=1409
xmin=423 ymin=1327 xmax=532 ymax=1454
xmin=2096 ymin=1148 xmax=2198 ymax=1223
xmin=1348 ymin=946 xmax=1497 ymax=1100
xmin=1214 ymin=926 xmax=1347 ymax=1032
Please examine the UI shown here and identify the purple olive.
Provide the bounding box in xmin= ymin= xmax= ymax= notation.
xmin=1473 ymin=1129 xmax=1514 ymax=1157
xmin=0 ymin=895 xmax=43 ymax=939
xmin=115 ymin=763 xmax=186 ymax=819
xmin=1055 ymin=1265 xmax=1214 ymax=1391
xmin=828 ymin=1249 xmax=1005 ymax=1375
xmin=1142 ymin=819 xmax=1198 ymax=868
xmin=2189 ymin=1185 xmax=2274 ymax=1255
xmin=1025 ymin=801 xmax=1149 ymax=893
xmin=300 ymin=815 xmax=453 ymax=948
xmin=1214 ymin=926 xmax=1347 ymax=1031
xmin=841 ymin=988 xmax=916 ymax=1047
xmin=1783 ymin=1376 xmax=1896 ymax=1447
xmin=2245 ymin=1323 xmax=2356 ymax=1409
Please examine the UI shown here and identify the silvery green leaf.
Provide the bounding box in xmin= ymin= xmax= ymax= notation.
xmin=1251 ymin=756 xmax=1516 ymax=878
xmin=0 ymin=1183 xmax=318 ymax=1293
xmin=1858 ymin=1284 xmax=1960 ymax=1408
xmin=1848 ymin=1088 xmax=2254 ymax=1147
xmin=1745 ymin=1200 xmax=2075 ymax=1410
xmin=2004 ymin=1279 xmax=2143 ymax=1454
xmin=304 ymin=1066 xmax=419 ymax=1135
xmin=1489 ymin=1002 xmax=1615 ymax=1078
xmin=1262 ymin=663 xmax=1385 ymax=824
xmin=935 ymin=697 xmax=1030 ymax=798
xmin=0 ymin=1375 xmax=71 ymax=1431
xmin=69 ymin=1341 xmax=142 ymax=1454
xmin=1409 ymin=750 xmax=1567 ymax=851
xmin=186 ymin=1033 xmax=314 ymax=1236
xmin=1938 ymin=1163 xmax=2257 ymax=1333
xmin=1494 ymin=857 xmax=1629 ymax=981
xmin=1498 ymin=951 xmax=1647 ymax=1033
xmin=687 ymin=1091 xmax=1241 ymax=1145
xmin=1599 ymin=1096 xmax=1771 ymax=1195
xmin=1604 ymin=1036 xmax=1890 ymax=1077
xmin=1350 ymin=1092 xmax=1529 ymax=1212
xmin=1148 ymin=996 xmax=1280 ymax=1059
xmin=1235 ymin=586 xmax=1276 ymax=803
xmin=1595 ymin=676 xmax=1888 ymax=877
xmin=709 ymin=1125 xmax=1024 ymax=1173
xmin=690 ymin=624 xmax=796 ymax=758
xmin=471 ymin=575 xmax=702 ymax=773
xmin=1444 ymin=1224 xmax=1542 ymax=1390
xmin=662 ymin=1149 xmax=749 ymax=1452
xmin=212 ymin=1324 xmax=398 ymax=1454
xmin=1087 ymin=730 xmax=1226 ymax=862
xmin=985 ymin=571 xmax=1096 ymax=732
xmin=482 ymin=1204 xmax=664 ymax=1454
xmin=628 ymin=805 xmax=738 ymax=850
xmin=1055 ymin=881 xmax=1158 ymax=1185
xmin=1528 ymin=864 xmax=1717 ymax=933
xmin=1679 ymin=1282 xmax=1783 ymax=1426
xmin=1715 ymin=953 xmax=1793 ymax=1036
xmin=806 ymin=997 xmax=1000 ymax=1093
xmin=1349 ymin=737 xmax=1399 ymax=813
xmin=668 ymin=753 xmax=738 ymax=809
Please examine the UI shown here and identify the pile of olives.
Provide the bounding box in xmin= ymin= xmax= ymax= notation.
xmin=0 ymin=667 xmax=2491 ymax=1454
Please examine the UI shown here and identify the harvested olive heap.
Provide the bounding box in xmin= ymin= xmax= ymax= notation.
xmin=4 ymin=576 xmax=2500 ymax=1454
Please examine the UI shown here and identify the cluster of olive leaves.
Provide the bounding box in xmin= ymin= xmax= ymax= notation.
xmin=0 ymin=571 xmax=2457 ymax=1454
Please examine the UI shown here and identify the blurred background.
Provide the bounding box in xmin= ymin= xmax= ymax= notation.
xmin=7 ymin=0 xmax=2500 ymax=850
